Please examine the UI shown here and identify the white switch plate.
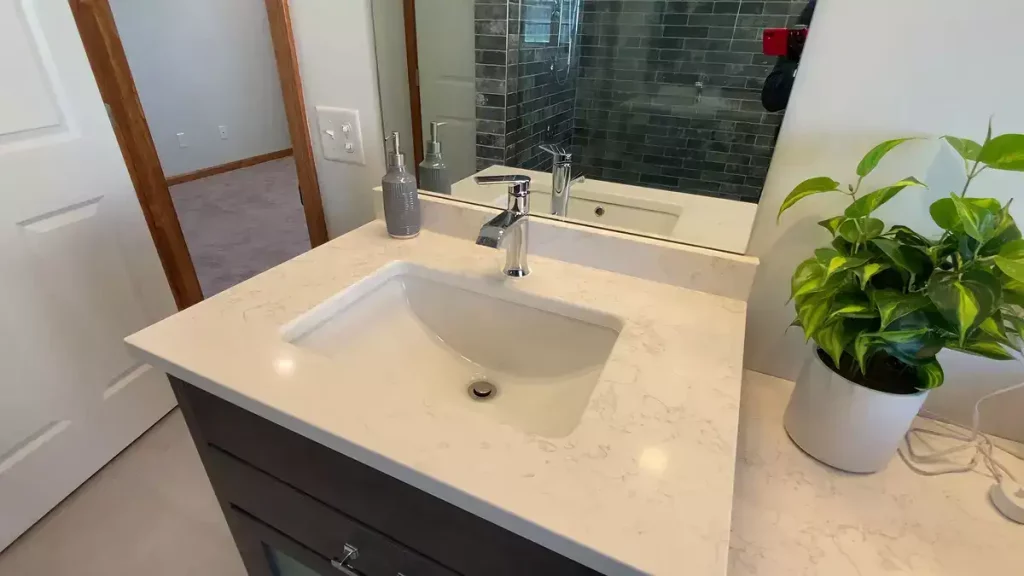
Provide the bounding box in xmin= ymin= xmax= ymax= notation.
xmin=315 ymin=106 xmax=365 ymax=165
xmin=218 ymin=125 xmax=228 ymax=139
xmin=176 ymin=132 xmax=187 ymax=148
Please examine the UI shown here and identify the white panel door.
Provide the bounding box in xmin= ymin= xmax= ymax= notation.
xmin=0 ymin=0 xmax=178 ymax=550
xmin=415 ymin=0 xmax=478 ymax=182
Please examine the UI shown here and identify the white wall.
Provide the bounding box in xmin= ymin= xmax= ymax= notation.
xmin=109 ymin=0 xmax=291 ymax=177
xmin=745 ymin=0 xmax=1024 ymax=441
xmin=370 ymin=0 xmax=415 ymax=167
xmin=290 ymin=0 xmax=383 ymax=237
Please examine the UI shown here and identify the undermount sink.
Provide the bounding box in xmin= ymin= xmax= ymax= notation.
xmin=281 ymin=262 xmax=622 ymax=437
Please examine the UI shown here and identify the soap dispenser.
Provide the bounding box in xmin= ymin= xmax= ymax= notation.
xmin=382 ymin=132 xmax=420 ymax=239
xmin=418 ymin=121 xmax=451 ymax=194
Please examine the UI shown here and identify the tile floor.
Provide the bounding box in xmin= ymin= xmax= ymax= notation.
xmin=170 ymin=156 xmax=311 ymax=298
xmin=0 ymin=410 xmax=246 ymax=576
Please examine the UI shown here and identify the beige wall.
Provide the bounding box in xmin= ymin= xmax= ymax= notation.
xmin=290 ymin=0 xmax=384 ymax=238
xmin=745 ymin=0 xmax=1024 ymax=441
xmin=109 ymin=0 xmax=291 ymax=177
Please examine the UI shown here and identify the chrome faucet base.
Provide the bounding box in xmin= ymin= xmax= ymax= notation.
xmin=475 ymin=174 xmax=532 ymax=278
xmin=540 ymin=143 xmax=583 ymax=218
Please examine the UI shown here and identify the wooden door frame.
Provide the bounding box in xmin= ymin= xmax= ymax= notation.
xmin=69 ymin=0 xmax=329 ymax=310
xmin=402 ymin=0 xmax=425 ymax=168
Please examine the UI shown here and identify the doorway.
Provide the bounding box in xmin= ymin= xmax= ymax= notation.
xmin=69 ymin=0 xmax=327 ymax=306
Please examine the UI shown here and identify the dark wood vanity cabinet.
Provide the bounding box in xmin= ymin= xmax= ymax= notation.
xmin=169 ymin=377 xmax=601 ymax=576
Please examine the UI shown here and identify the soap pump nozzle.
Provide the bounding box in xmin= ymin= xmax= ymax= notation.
xmin=426 ymin=121 xmax=446 ymax=156
xmin=386 ymin=131 xmax=405 ymax=169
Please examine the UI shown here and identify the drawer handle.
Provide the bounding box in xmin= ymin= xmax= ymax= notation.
xmin=330 ymin=544 xmax=365 ymax=576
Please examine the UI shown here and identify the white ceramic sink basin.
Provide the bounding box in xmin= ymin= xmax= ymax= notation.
xmin=282 ymin=262 xmax=622 ymax=437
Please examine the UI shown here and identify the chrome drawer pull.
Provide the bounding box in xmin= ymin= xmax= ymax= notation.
xmin=330 ymin=544 xmax=364 ymax=576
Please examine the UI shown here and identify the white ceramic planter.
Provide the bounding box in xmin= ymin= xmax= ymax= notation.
xmin=783 ymin=348 xmax=929 ymax=473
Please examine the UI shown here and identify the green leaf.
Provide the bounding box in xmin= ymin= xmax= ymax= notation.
xmin=830 ymin=295 xmax=877 ymax=320
xmin=930 ymin=197 xmax=1000 ymax=232
xmin=866 ymin=328 xmax=941 ymax=366
xmin=816 ymin=320 xmax=856 ymax=367
xmin=915 ymin=359 xmax=945 ymax=390
xmin=856 ymin=138 xmax=917 ymax=177
xmin=979 ymin=201 xmax=1021 ymax=257
xmin=926 ymin=269 xmax=1000 ymax=345
xmin=853 ymin=333 xmax=877 ymax=374
xmin=979 ymin=313 xmax=1013 ymax=348
xmin=978 ymin=133 xmax=1024 ymax=171
xmin=814 ymin=248 xmax=840 ymax=265
xmin=844 ymin=177 xmax=926 ymax=218
xmin=791 ymin=257 xmax=826 ymax=300
xmin=838 ymin=217 xmax=885 ymax=244
xmin=887 ymin=225 xmax=933 ymax=249
xmin=818 ymin=216 xmax=845 ymax=236
xmin=949 ymin=194 xmax=996 ymax=242
xmin=832 ymin=236 xmax=854 ymax=256
xmin=930 ymin=198 xmax=961 ymax=231
xmin=856 ymin=262 xmax=889 ymax=290
xmin=826 ymin=255 xmax=869 ymax=279
xmin=1003 ymin=278 xmax=1024 ymax=307
xmin=995 ymin=239 xmax=1024 ymax=283
xmin=871 ymin=237 xmax=928 ymax=278
xmin=777 ymin=177 xmax=841 ymax=222
xmin=872 ymin=290 xmax=931 ymax=330
xmin=947 ymin=338 xmax=1015 ymax=360
xmin=796 ymin=293 xmax=832 ymax=341
xmin=942 ymin=135 xmax=982 ymax=162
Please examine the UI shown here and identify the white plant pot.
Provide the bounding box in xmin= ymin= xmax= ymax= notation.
xmin=783 ymin=348 xmax=929 ymax=473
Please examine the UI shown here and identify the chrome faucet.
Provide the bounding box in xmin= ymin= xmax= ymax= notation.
xmin=475 ymin=174 xmax=532 ymax=278
xmin=540 ymin=144 xmax=584 ymax=217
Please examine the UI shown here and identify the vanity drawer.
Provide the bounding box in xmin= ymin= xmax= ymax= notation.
xmin=208 ymin=447 xmax=455 ymax=576
xmin=171 ymin=378 xmax=599 ymax=576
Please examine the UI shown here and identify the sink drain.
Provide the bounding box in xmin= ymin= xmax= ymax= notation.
xmin=468 ymin=380 xmax=497 ymax=401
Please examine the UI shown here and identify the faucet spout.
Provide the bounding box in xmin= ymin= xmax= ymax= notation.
xmin=476 ymin=210 xmax=527 ymax=249
xmin=476 ymin=210 xmax=529 ymax=277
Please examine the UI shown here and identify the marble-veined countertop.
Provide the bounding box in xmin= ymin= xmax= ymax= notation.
xmin=126 ymin=222 xmax=748 ymax=575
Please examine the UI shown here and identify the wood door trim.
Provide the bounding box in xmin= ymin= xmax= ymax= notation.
xmin=402 ymin=0 xmax=425 ymax=169
xmin=72 ymin=0 xmax=330 ymax=313
xmin=165 ymin=148 xmax=293 ymax=186
xmin=264 ymin=0 xmax=329 ymax=247
xmin=69 ymin=0 xmax=203 ymax=310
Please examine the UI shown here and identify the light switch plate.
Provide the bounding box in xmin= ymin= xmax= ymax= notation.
xmin=316 ymin=106 xmax=365 ymax=165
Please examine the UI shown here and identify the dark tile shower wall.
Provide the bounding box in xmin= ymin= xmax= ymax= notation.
xmin=505 ymin=0 xmax=578 ymax=170
xmin=475 ymin=0 xmax=510 ymax=171
xmin=573 ymin=0 xmax=810 ymax=202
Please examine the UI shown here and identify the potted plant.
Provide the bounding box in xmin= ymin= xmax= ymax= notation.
xmin=777 ymin=123 xmax=1024 ymax=473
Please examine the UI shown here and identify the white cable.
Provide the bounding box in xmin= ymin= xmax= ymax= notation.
xmin=898 ymin=366 xmax=1024 ymax=484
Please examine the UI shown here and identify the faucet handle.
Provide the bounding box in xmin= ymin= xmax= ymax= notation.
xmin=540 ymin=143 xmax=572 ymax=163
xmin=475 ymin=174 xmax=531 ymax=197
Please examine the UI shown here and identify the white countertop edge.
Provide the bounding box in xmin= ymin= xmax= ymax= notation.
xmin=133 ymin=349 xmax=638 ymax=575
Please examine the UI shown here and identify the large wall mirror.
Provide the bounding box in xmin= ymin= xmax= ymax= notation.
xmin=372 ymin=0 xmax=816 ymax=254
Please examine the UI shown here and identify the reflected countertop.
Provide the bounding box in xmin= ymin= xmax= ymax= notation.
xmin=447 ymin=165 xmax=758 ymax=254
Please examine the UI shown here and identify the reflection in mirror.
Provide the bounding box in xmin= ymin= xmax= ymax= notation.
xmin=372 ymin=0 xmax=816 ymax=254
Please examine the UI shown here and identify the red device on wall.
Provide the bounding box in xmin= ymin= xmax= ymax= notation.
xmin=763 ymin=27 xmax=808 ymax=58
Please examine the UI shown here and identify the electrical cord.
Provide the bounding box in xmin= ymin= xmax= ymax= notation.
xmin=897 ymin=364 xmax=1024 ymax=522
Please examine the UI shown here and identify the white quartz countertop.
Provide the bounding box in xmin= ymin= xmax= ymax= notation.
xmin=126 ymin=223 xmax=749 ymax=575
xmin=732 ymin=371 xmax=1024 ymax=575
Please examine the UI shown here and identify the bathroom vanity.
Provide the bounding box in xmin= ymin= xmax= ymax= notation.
xmin=126 ymin=208 xmax=750 ymax=575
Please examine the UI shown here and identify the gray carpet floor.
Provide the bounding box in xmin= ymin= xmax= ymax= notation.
xmin=169 ymin=156 xmax=310 ymax=297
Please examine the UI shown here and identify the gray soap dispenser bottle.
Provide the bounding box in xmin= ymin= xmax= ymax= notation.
xmin=382 ymin=132 xmax=420 ymax=239
xmin=419 ymin=121 xmax=451 ymax=194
